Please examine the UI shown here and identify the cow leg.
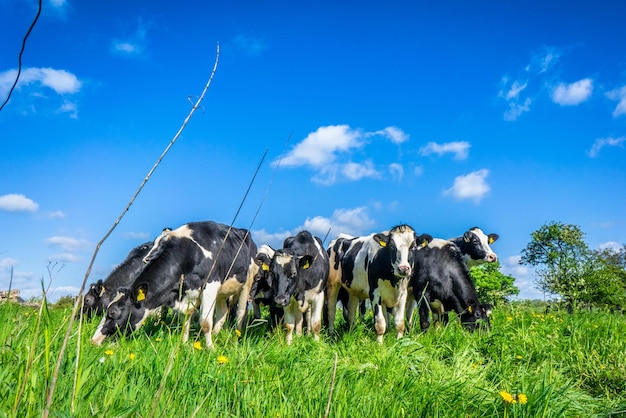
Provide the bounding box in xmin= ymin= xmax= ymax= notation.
xmin=181 ymin=310 xmax=194 ymax=343
xmin=295 ymin=307 xmax=304 ymax=337
xmin=252 ymin=301 xmax=262 ymax=321
xmin=325 ymin=282 xmax=340 ymax=336
xmin=283 ymin=303 xmax=296 ymax=345
xmin=200 ymin=282 xmax=220 ymax=349
xmin=213 ymin=296 xmax=229 ymax=336
xmin=310 ymin=291 xmax=324 ymax=341
xmin=346 ymin=294 xmax=361 ymax=329
xmin=373 ymin=303 xmax=387 ymax=344
xmin=405 ymin=292 xmax=416 ymax=329
xmin=234 ymin=277 xmax=252 ymax=331
xmin=418 ymin=294 xmax=431 ymax=331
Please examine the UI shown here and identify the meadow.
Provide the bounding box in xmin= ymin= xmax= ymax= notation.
xmin=1 ymin=300 xmax=625 ymax=417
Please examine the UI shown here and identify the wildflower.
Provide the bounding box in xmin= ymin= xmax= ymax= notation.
xmin=499 ymin=390 xmax=515 ymax=404
xmin=506 ymin=316 xmax=513 ymax=321
xmin=217 ymin=355 xmax=229 ymax=365
xmin=516 ymin=355 xmax=523 ymax=359
xmin=517 ymin=393 xmax=528 ymax=404
xmin=193 ymin=341 xmax=202 ymax=350
xmin=99 ymin=357 xmax=105 ymax=364
xmin=129 ymin=353 xmax=136 ymax=360
xmin=104 ymin=349 xmax=114 ymax=356
xmin=155 ymin=337 xmax=162 ymax=342
xmin=235 ymin=329 xmax=242 ymax=337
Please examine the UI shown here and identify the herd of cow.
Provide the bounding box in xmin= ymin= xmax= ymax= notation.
xmin=83 ymin=220 xmax=499 ymax=348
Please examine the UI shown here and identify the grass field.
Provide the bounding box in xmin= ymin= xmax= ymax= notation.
xmin=1 ymin=300 xmax=625 ymax=417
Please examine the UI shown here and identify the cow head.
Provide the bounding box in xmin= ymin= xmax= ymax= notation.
xmin=458 ymin=300 xmax=491 ymax=331
xmin=91 ymin=284 xmax=151 ymax=345
xmin=373 ymin=225 xmax=432 ymax=277
xmin=80 ymin=279 xmax=105 ymax=319
xmin=250 ymin=246 xmax=276 ymax=304
xmin=271 ymin=249 xmax=313 ymax=307
xmin=462 ymin=227 xmax=499 ymax=266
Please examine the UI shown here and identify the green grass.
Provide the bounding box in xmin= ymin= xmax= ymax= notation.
xmin=1 ymin=301 xmax=625 ymax=417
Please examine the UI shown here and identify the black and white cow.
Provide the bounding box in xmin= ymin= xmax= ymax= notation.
xmin=91 ymin=221 xmax=257 ymax=348
xmin=449 ymin=227 xmax=499 ymax=267
xmin=327 ymin=225 xmax=432 ymax=344
xmin=269 ymin=230 xmax=329 ymax=344
xmin=411 ymin=238 xmax=490 ymax=331
xmin=249 ymin=244 xmax=283 ymax=328
xmin=80 ymin=242 xmax=153 ymax=319
xmin=405 ymin=227 xmax=499 ymax=325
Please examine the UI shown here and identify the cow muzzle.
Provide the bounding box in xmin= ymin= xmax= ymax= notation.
xmin=397 ymin=265 xmax=411 ymax=277
xmin=274 ymin=295 xmax=290 ymax=307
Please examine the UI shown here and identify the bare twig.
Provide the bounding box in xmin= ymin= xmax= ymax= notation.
xmin=324 ymin=352 xmax=339 ymax=418
xmin=42 ymin=43 xmax=220 ymax=417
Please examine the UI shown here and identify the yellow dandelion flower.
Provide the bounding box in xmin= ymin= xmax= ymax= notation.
xmin=235 ymin=329 xmax=242 ymax=337
xmin=193 ymin=341 xmax=202 ymax=350
xmin=517 ymin=393 xmax=528 ymax=404
xmin=516 ymin=355 xmax=523 ymax=359
xmin=129 ymin=353 xmax=136 ymax=360
xmin=217 ymin=355 xmax=229 ymax=365
xmin=104 ymin=349 xmax=114 ymax=356
xmin=155 ymin=337 xmax=162 ymax=342
xmin=506 ymin=316 xmax=513 ymax=321
xmin=499 ymin=390 xmax=514 ymax=404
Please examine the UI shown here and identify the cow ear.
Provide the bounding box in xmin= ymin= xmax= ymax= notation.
xmin=418 ymin=234 xmax=433 ymax=248
xmin=135 ymin=284 xmax=147 ymax=303
xmin=373 ymin=233 xmax=388 ymax=247
xmin=98 ymin=285 xmax=106 ymax=297
xmin=463 ymin=231 xmax=471 ymax=243
xmin=488 ymin=234 xmax=499 ymax=245
xmin=299 ymin=255 xmax=314 ymax=270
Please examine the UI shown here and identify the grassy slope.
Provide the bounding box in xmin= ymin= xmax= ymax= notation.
xmin=1 ymin=302 xmax=625 ymax=417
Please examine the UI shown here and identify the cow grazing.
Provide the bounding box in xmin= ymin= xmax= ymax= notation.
xmin=91 ymin=221 xmax=257 ymax=348
xmin=411 ymin=238 xmax=490 ymax=331
xmin=269 ymin=231 xmax=329 ymax=345
xmin=80 ymin=242 xmax=153 ymax=319
xmin=449 ymin=227 xmax=499 ymax=267
xmin=327 ymin=225 xmax=432 ymax=344
xmin=249 ymin=244 xmax=283 ymax=328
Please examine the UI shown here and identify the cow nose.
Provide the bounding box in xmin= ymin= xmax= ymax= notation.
xmin=398 ymin=265 xmax=411 ymax=276
xmin=274 ymin=295 xmax=288 ymax=307
xmin=487 ymin=253 xmax=497 ymax=262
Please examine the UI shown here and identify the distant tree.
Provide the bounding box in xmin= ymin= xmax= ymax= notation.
xmin=53 ymin=295 xmax=76 ymax=309
xmin=581 ymin=246 xmax=626 ymax=310
xmin=520 ymin=222 xmax=590 ymax=310
xmin=469 ymin=261 xmax=519 ymax=306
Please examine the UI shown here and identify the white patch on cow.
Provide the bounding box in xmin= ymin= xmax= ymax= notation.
xmin=466 ymin=227 xmax=498 ymax=266
xmin=148 ymin=224 xmax=215 ymax=261
xmin=91 ymin=316 xmax=108 ymax=346
xmin=200 ymin=281 xmax=221 ymax=348
xmin=173 ymin=289 xmax=201 ymax=313
xmin=428 ymin=238 xmax=451 ymax=249
xmin=389 ymin=226 xmax=416 ymax=276
xmin=275 ymin=252 xmax=293 ymax=267
xmin=143 ymin=228 xmax=172 ymax=263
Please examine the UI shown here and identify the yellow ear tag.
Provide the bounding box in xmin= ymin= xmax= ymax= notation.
xmin=378 ymin=240 xmax=387 ymax=247
xmin=136 ymin=288 xmax=146 ymax=302
xmin=303 ymin=260 xmax=310 ymax=269
xmin=421 ymin=239 xmax=428 ymax=248
xmin=262 ymin=263 xmax=270 ymax=271
xmin=99 ymin=286 xmax=106 ymax=297
xmin=488 ymin=237 xmax=494 ymax=244
xmin=467 ymin=305 xmax=473 ymax=313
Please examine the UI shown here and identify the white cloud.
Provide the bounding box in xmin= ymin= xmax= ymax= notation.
xmin=419 ymin=141 xmax=470 ymax=160
xmin=598 ymin=241 xmax=622 ymax=252
xmin=551 ymin=78 xmax=593 ymax=106
xmin=46 ymin=210 xmax=65 ymax=219
xmin=0 ymin=258 xmax=18 ymax=271
xmin=47 ymin=253 xmax=82 ymax=263
xmin=19 ymin=68 xmax=81 ymax=94
xmin=373 ymin=126 xmax=409 ymax=144
xmin=276 ymin=124 xmax=407 ymax=185
xmin=58 ymin=100 xmax=78 ymax=118
xmin=444 ymin=169 xmax=490 ymax=203
xmin=389 ymin=163 xmax=404 ymax=181
xmin=414 ymin=165 xmax=424 ymax=176
xmin=252 ymin=206 xmax=376 ymax=248
xmin=0 ymin=194 xmax=39 ymax=212
xmin=504 ymin=98 xmax=532 ymax=121
xmin=587 ymin=136 xmax=625 ymax=158
xmin=503 ymin=80 xmax=528 ymax=100
xmin=341 ymin=161 xmax=379 ymax=181
xmin=111 ymin=19 xmax=151 ymax=57
xmin=606 ymin=86 xmax=626 ymax=117
xmin=45 ymin=236 xmax=90 ymax=253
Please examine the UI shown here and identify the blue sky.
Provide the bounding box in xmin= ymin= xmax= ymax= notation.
xmin=1 ymin=0 xmax=625 ymax=302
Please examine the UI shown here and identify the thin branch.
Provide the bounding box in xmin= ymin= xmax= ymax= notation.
xmin=0 ymin=0 xmax=42 ymax=112
xmin=42 ymin=43 xmax=220 ymax=418
xmin=324 ymin=352 xmax=339 ymax=418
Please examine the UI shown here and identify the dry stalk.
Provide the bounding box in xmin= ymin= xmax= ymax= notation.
xmin=324 ymin=352 xmax=339 ymax=418
xmin=42 ymin=42 xmax=220 ymax=418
